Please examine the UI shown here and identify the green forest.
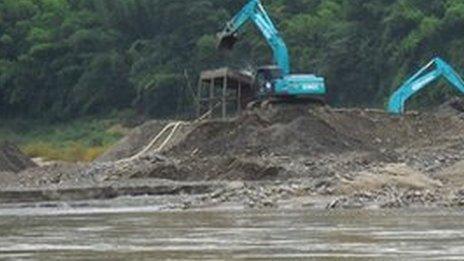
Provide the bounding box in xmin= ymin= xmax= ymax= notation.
xmin=2 ymin=0 xmax=464 ymax=120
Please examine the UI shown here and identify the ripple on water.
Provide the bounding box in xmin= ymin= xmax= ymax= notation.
xmin=0 ymin=204 xmax=463 ymax=260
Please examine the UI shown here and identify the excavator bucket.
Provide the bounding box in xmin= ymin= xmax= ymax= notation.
xmin=217 ymin=33 xmax=238 ymax=51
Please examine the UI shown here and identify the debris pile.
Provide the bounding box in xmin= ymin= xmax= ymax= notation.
xmin=0 ymin=141 xmax=36 ymax=173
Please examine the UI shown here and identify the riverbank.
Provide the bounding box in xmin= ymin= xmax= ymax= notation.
xmin=1 ymin=100 xmax=464 ymax=210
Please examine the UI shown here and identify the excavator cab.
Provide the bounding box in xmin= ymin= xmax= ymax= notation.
xmin=255 ymin=66 xmax=283 ymax=96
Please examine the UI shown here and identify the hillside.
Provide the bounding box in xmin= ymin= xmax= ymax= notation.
xmin=2 ymin=0 xmax=464 ymax=120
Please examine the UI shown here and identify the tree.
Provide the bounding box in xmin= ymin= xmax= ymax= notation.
xmin=1 ymin=0 xmax=464 ymax=120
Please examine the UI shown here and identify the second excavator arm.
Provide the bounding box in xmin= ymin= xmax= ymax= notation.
xmin=388 ymin=57 xmax=464 ymax=114
xmin=217 ymin=0 xmax=290 ymax=75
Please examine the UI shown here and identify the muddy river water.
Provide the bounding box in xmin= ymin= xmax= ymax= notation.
xmin=0 ymin=198 xmax=463 ymax=260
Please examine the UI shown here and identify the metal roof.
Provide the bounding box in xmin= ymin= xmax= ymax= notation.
xmin=200 ymin=67 xmax=254 ymax=85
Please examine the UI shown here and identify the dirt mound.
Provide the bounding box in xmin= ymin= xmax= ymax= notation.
xmin=169 ymin=110 xmax=363 ymax=157
xmin=96 ymin=120 xmax=170 ymax=162
xmin=169 ymin=106 xmax=464 ymax=157
xmin=0 ymin=141 xmax=36 ymax=173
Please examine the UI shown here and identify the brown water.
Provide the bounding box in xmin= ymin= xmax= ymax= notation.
xmin=0 ymin=199 xmax=463 ymax=260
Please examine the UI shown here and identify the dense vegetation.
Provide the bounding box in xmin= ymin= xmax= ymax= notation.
xmin=2 ymin=0 xmax=464 ymax=120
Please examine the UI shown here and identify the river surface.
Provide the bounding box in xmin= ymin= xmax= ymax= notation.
xmin=0 ymin=198 xmax=463 ymax=260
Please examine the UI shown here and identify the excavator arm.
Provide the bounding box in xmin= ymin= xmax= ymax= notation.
xmin=388 ymin=57 xmax=464 ymax=114
xmin=217 ymin=0 xmax=290 ymax=75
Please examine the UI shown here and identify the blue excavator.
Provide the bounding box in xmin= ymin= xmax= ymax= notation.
xmin=388 ymin=57 xmax=464 ymax=114
xmin=217 ymin=0 xmax=326 ymax=103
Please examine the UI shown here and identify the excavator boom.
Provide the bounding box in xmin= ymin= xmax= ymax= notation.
xmin=218 ymin=0 xmax=290 ymax=75
xmin=388 ymin=57 xmax=464 ymax=114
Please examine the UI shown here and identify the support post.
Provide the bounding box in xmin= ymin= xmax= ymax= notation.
xmin=196 ymin=78 xmax=203 ymax=117
xmin=209 ymin=78 xmax=214 ymax=118
xmin=222 ymin=76 xmax=228 ymax=119
xmin=237 ymin=81 xmax=242 ymax=114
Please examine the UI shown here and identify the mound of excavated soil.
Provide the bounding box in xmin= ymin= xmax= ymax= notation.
xmin=96 ymin=120 xmax=170 ymax=162
xmin=168 ymin=106 xmax=464 ymax=157
xmin=0 ymin=141 xmax=36 ymax=173
xmin=168 ymin=110 xmax=359 ymax=157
